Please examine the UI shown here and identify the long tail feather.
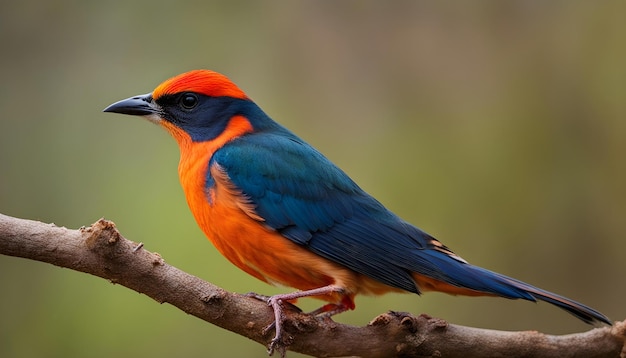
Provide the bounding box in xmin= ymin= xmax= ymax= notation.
xmin=414 ymin=250 xmax=611 ymax=325
xmin=497 ymin=273 xmax=611 ymax=325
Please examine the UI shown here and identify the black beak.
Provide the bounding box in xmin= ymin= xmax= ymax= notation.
xmin=103 ymin=93 xmax=156 ymax=116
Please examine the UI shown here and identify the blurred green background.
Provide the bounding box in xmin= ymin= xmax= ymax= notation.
xmin=1 ymin=1 xmax=624 ymax=357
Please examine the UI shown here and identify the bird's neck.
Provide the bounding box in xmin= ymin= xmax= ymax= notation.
xmin=161 ymin=117 xmax=255 ymax=224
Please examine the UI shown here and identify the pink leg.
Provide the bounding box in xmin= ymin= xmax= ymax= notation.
xmin=258 ymin=285 xmax=348 ymax=356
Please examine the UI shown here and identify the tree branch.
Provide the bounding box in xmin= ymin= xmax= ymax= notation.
xmin=1 ymin=213 xmax=624 ymax=357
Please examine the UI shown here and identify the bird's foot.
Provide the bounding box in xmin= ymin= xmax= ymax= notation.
xmin=244 ymin=292 xmax=299 ymax=357
xmin=265 ymin=295 xmax=291 ymax=357
xmin=247 ymin=286 xmax=347 ymax=356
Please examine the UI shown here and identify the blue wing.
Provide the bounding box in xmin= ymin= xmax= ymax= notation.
xmin=211 ymin=129 xmax=451 ymax=293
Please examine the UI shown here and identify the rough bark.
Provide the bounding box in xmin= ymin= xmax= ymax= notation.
xmin=1 ymin=213 xmax=624 ymax=357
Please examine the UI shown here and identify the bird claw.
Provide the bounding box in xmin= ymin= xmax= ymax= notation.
xmin=244 ymin=292 xmax=294 ymax=356
xmin=267 ymin=330 xmax=290 ymax=357
xmin=246 ymin=286 xmax=347 ymax=356
xmin=244 ymin=292 xmax=272 ymax=302
xmin=265 ymin=296 xmax=296 ymax=357
xmin=261 ymin=320 xmax=276 ymax=336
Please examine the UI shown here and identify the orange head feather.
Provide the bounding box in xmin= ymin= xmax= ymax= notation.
xmin=152 ymin=70 xmax=248 ymax=100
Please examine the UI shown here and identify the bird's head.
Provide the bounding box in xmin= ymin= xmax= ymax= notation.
xmin=104 ymin=70 xmax=267 ymax=144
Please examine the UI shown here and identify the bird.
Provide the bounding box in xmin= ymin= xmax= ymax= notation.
xmin=104 ymin=69 xmax=611 ymax=354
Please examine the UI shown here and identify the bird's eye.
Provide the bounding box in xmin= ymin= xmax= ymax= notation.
xmin=179 ymin=93 xmax=198 ymax=109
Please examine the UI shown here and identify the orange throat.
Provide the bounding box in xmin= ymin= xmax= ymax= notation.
xmin=159 ymin=116 xmax=255 ymax=233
